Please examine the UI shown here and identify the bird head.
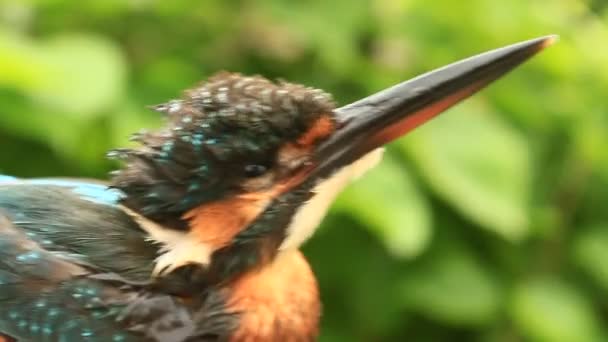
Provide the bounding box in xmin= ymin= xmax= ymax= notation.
xmin=109 ymin=36 xmax=555 ymax=279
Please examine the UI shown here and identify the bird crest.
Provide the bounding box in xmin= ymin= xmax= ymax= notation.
xmin=110 ymin=72 xmax=336 ymax=229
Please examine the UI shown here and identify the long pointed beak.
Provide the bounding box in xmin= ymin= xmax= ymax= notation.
xmin=311 ymin=35 xmax=556 ymax=178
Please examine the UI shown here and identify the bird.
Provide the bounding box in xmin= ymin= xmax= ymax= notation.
xmin=0 ymin=36 xmax=555 ymax=342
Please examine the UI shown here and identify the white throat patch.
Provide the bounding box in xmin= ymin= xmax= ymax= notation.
xmin=121 ymin=206 xmax=213 ymax=276
xmin=279 ymin=148 xmax=384 ymax=251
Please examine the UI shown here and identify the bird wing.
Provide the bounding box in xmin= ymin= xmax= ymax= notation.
xmin=0 ymin=178 xmax=158 ymax=281
xmin=0 ymin=177 xmax=239 ymax=341
xmin=0 ymin=211 xmax=143 ymax=341
xmin=0 ymin=212 xmax=225 ymax=341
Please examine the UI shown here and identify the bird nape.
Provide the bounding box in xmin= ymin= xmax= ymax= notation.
xmin=0 ymin=36 xmax=555 ymax=342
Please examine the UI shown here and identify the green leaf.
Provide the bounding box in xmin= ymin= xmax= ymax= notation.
xmin=401 ymin=245 xmax=501 ymax=326
xmin=510 ymin=279 xmax=603 ymax=342
xmin=260 ymin=0 xmax=368 ymax=76
xmin=334 ymin=152 xmax=432 ymax=258
xmin=306 ymin=215 xmax=408 ymax=338
xmin=573 ymin=223 xmax=608 ymax=292
xmin=400 ymin=101 xmax=531 ymax=241
xmin=0 ymin=30 xmax=48 ymax=91
xmin=35 ymin=33 xmax=127 ymax=115
xmin=572 ymin=112 xmax=608 ymax=172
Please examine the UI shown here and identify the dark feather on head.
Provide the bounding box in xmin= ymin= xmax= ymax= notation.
xmin=109 ymin=72 xmax=335 ymax=228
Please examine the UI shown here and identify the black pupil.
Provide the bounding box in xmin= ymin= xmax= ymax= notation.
xmin=244 ymin=164 xmax=267 ymax=177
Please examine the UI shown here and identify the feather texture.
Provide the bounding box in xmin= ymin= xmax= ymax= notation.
xmin=110 ymin=72 xmax=335 ymax=229
xmin=0 ymin=178 xmax=239 ymax=341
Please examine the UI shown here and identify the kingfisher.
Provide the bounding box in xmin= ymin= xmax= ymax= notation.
xmin=0 ymin=36 xmax=554 ymax=342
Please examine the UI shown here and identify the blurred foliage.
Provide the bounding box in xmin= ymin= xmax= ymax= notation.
xmin=1 ymin=0 xmax=607 ymax=341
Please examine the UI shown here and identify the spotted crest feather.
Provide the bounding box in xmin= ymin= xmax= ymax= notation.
xmin=110 ymin=72 xmax=335 ymax=228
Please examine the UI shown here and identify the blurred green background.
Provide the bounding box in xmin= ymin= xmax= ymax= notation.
xmin=1 ymin=0 xmax=608 ymax=341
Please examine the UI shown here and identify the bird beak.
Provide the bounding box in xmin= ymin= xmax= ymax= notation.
xmin=311 ymin=35 xmax=556 ymax=178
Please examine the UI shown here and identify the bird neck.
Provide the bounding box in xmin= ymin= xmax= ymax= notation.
xmin=225 ymin=249 xmax=320 ymax=341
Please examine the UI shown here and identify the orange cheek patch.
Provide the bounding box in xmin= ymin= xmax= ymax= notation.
xmin=277 ymin=114 xmax=336 ymax=171
xmin=184 ymin=196 xmax=270 ymax=250
xmin=183 ymin=176 xmax=304 ymax=250
xmin=296 ymin=114 xmax=336 ymax=147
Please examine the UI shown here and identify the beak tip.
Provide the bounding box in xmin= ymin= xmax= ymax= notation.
xmin=541 ymin=34 xmax=559 ymax=48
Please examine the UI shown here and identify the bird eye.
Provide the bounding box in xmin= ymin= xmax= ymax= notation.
xmin=244 ymin=164 xmax=267 ymax=178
